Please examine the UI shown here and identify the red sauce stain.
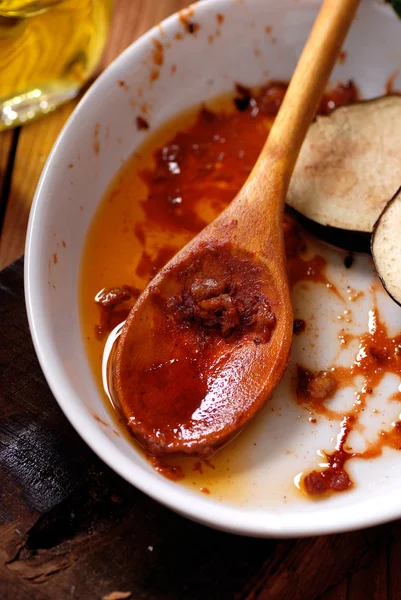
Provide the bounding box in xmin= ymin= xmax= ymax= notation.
xmin=62 ymin=240 xmax=66 ymax=248
xmin=136 ymin=116 xmax=150 ymax=131
xmin=113 ymin=429 xmax=121 ymax=437
xmin=338 ymin=50 xmax=347 ymax=65
xmin=391 ymin=390 xmax=401 ymax=403
xmin=139 ymin=83 xmax=337 ymax=238
xmin=203 ymin=459 xmax=216 ymax=470
xmin=151 ymin=457 xmax=185 ymax=481
xmin=265 ymin=25 xmax=272 ymax=35
xmin=301 ymin=308 xmax=401 ymax=496
xmin=152 ymin=38 xmax=164 ymax=66
xmin=171 ymin=64 xmax=177 ymax=75
xmin=52 ymin=252 xmax=58 ymax=265
xmin=288 ymin=253 xmax=342 ymax=300
xmin=193 ymin=461 xmax=203 ymax=474
xmin=296 ymin=366 xmax=341 ymax=420
xmin=136 ymin=245 xmax=177 ymax=280
xmin=347 ymin=288 xmax=364 ymax=302
xmin=338 ymin=331 xmax=355 ymax=347
xmin=178 ymin=7 xmax=199 ymax=34
xmin=118 ymin=80 xmax=129 ymax=90
xmin=94 ymin=123 xmax=100 ymax=156
xmin=188 ymin=22 xmax=200 ymax=34
xmin=293 ymin=318 xmax=306 ymax=335
xmin=93 ymin=413 xmax=109 ymax=426
xmin=68 ymin=163 xmax=74 ymax=169
xmin=134 ymin=222 xmax=146 ymax=245
xmin=95 ymin=306 xmax=131 ymax=341
xmin=94 ymin=285 xmax=140 ymax=340
xmin=216 ymin=13 xmax=224 ymax=24
xmin=174 ymin=31 xmax=183 ymax=41
xmin=150 ymin=68 xmax=160 ymax=83
xmin=208 ymin=34 xmax=214 ymax=44
xmin=201 ymin=487 xmax=211 ymax=494
xmin=385 ymin=70 xmax=400 ymax=95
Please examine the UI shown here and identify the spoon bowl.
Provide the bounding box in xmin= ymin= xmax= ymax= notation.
xmin=115 ymin=216 xmax=292 ymax=456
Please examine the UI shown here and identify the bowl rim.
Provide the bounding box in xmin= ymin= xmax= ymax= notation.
xmin=25 ymin=0 xmax=401 ymax=538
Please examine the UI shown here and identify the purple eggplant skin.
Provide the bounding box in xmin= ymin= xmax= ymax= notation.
xmin=371 ymin=185 xmax=401 ymax=307
xmin=287 ymin=206 xmax=371 ymax=253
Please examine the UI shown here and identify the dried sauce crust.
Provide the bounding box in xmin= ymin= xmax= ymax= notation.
xmin=114 ymin=241 xmax=279 ymax=457
xmin=166 ymin=244 xmax=276 ymax=342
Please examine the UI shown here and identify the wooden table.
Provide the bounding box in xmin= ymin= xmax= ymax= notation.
xmin=1 ymin=2 xmax=401 ymax=598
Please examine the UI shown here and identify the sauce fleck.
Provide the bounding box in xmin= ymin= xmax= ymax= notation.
xmin=152 ymin=38 xmax=164 ymax=66
xmin=385 ymin=70 xmax=400 ymax=95
xmin=94 ymin=123 xmax=100 ymax=156
xmin=136 ymin=116 xmax=150 ymax=131
xmin=293 ymin=319 xmax=306 ymax=335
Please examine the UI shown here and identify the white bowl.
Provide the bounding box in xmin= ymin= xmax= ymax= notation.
xmin=26 ymin=0 xmax=401 ymax=537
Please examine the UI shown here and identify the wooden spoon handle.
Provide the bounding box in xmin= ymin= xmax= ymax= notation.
xmin=249 ymin=0 xmax=360 ymax=201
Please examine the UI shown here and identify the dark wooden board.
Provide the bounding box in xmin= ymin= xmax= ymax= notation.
xmin=0 ymin=258 xmax=399 ymax=600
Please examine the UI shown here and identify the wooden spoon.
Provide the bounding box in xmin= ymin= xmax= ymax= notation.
xmin=114 ymin=0 xmax=360 ymax=457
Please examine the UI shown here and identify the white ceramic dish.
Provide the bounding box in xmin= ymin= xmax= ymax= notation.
xmin=26 ymin=0 xmax=401 ymax=537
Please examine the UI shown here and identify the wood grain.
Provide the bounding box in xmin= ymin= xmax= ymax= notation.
xmin=320 ymin=579 xmax=349 ymax=600
xmin=346 ymin=540 xmax=389 ymax=600
xmin=0 ymin=103 xmax=75 ymax=268
xmin=0 ymin=130 xmax=13 ymax=190
xmin=0 ymin=130 xmax=14 ymax=229
xmin=0 ymin=0 xmax=189 ymax=269
xmin=242 ymin=527 xmax=387 ymax=600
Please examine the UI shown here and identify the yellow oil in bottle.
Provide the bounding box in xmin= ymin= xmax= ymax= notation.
xmin=0 ymin=0 xmax=113 ymax=130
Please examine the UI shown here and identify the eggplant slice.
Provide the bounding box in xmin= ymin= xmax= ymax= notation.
xmin=287 ymin=96 xmax=401 ymax=251
xmin=372 ymin=187 xmax=401 ymax=306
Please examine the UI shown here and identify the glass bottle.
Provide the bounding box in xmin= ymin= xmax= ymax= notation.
xmin=0 ymin=0 xmax=113 ymax=130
